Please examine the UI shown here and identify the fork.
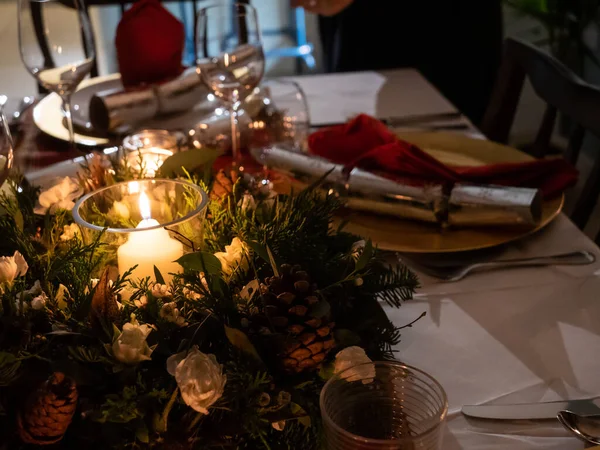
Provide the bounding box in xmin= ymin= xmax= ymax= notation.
xmin=397 ymin=251 xmax=595 ymax=282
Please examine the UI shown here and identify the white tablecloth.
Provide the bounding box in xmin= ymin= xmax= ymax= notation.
xmin=386 ymin=214 xmax=600 ymax=449
xmin=288 ymin=68 xmax=600 ymax=449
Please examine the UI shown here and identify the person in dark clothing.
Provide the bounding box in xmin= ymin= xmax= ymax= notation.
xmin=291 ymin=0 xmax=503 ymax=125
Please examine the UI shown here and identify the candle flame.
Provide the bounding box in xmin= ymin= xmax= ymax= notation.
xmin=139 ymin=191 xmax=152 ymax=220
xmin=128 ymin=181 xmax=140 ymax=194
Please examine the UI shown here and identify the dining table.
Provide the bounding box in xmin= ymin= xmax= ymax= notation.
xmin=14 ymin=68 xmax=600 ymax=449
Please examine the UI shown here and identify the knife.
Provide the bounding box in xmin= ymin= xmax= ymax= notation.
xmin=462 ymin=397 xmax=600 ymax=420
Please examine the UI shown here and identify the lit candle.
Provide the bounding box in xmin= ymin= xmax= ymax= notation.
xmin=117 ymin=190 xmax=183 ymax=284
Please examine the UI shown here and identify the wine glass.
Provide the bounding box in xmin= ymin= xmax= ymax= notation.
xmin=18 ymin=0 xmax=96 ymax=147
xmin=196 ymin=2 xmax=265 ymax=165
xmin=0 ymin=111 xmax=14 ymax=188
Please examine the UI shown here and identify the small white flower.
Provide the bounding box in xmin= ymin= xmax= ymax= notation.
xmin=60 ymin=223 xmax=81 ymax=242
xmin=24 ymin=280 xmax=42 ymax=296
xmin=134 ymin=295 xmax=148 ymax=308
xmin=15 ymin=280 xmax=43 ymax=313
xmin=0 ymin=251 xmax=28 ymax=288
xmin=34 ymin=177 xmax=83 ymax=215
xmin=214 ymin=237 xmax=249 ymax=277
xmin=182 ymin=276 xmax=208 ymax=301
xmin=160 ymin=302 xmax=187 ymax=327
xmin=334 ymin=346 xmax=375 ymax=384
xmin=183 ymin=286 xmax=203 ymax=301
xmin=112 ymin=315 xmax=155 ymax=364
xmin=151 ymin=283 xmax=171 ymax=298
xmin=167 ymin=346 xmax=226 ymax=414
xmin=110 ymin=200 xmax=130 ymax=220
xmin=31 ymin=292 xmax=48 ymax=310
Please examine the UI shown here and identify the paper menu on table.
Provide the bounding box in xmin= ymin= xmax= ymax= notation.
xmin=287 ymin=69 xmax=458 ymax=126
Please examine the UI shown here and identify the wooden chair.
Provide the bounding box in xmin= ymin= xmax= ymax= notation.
xmin=480 ymin=37 xmax=600 ymax=238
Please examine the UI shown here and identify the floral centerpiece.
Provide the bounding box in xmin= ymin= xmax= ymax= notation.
xmin=0 ymin=150 xmax=419 ymax=449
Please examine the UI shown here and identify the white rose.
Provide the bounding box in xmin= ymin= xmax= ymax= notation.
xmin=214 ymin=237 xmax=249 ymax=276
xmin=60 ymin=223 xmax=81 ymax=241
xmin=0 ymin=251 xmax=29 ymax=287
xmin=31 ymin=292 xmax=48 ymax=310
xmin=334 ymin=346 xmax=375 ymax=384
xmin=167 ymin=346 xmax=226 ymax=414
xmin=34 ymin=177 xmax=83 ymax=215
xmin=112 ymin=315 xmax=155 ymax=364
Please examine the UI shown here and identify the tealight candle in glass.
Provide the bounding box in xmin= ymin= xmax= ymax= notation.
xmin=73 ymin=179 xmax=208 ymax=285
xmin=122 ymin=130 xmax=179 ymax=178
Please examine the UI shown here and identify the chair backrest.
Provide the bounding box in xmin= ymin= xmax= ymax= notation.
xmin=480 ymin=37 xmax=600 ymax=239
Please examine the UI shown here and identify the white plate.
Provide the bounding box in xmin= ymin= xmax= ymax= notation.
xmin=34 ymin=73 xmax=219 ymax=148
xmin=33 ymin=74 xmax=120 ymax=146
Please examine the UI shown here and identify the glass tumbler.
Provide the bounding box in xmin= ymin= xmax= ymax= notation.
xmin=320 ymin=361 xmax=448 ymax=450
xmin=247 ymin=79 xmax=310 ymax=152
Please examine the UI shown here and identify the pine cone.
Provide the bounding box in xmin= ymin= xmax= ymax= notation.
xmin=89 ymin=268 xmax=120 ymax=333
xmin=210 ymin=169 xmax=240 ymax=202
xmin=17 ymin=372 xmax=78 ymax=445
xmin=252 ymin=264 xmax=335 ymax=373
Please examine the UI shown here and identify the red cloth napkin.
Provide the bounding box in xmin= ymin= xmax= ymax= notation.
xmin=115 ymin=0 xmax=185 ymax=88
xmin=308 ymin=114 xmax=578 ymax=198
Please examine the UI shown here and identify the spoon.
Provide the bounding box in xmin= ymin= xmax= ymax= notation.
xmin=558 ymin=410 xmax=600 ymax=445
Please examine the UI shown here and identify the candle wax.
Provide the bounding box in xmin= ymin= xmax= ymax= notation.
xmin=117 ymin=218 xmax=183 ymax=285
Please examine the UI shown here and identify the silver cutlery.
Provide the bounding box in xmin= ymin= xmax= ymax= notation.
xmin=462 ymin=397 xmax=600 ymax=420
xmin=312 ymin=111 xmax=463 ymax=128
xmin=558 ymin=410 xmax=600 ymax=445
xmin=399 ymin=250 xmax=595 ymax=282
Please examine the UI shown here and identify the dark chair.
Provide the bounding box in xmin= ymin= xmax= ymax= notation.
xmin=480 ymin=37 xmax=600 ymax=239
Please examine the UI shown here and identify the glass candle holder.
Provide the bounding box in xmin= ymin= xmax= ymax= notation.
xmin=122 ymin=129 xmax=179 ymax=178
xmin=320 ymin=361 xmax=448 ymax=450
xmin=73 ymin=179 xmax=208 ymax=285
xmin=247 ymin=79 xmax=310 ymax=152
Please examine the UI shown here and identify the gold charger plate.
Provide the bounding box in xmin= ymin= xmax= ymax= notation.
xmin=338 ymin=132 xmax=563 ymax=254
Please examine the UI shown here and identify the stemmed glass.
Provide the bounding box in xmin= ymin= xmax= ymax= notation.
xmin=0 ymin=111 xmax=14 ymax=187
xmin=18 ymin=0 xmax=96 ymax=147
xmin=196 ymin=3 xmax=265 ymax=165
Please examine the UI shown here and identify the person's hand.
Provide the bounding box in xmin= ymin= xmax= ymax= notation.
xmin=290 ymin=0 xmax=354 ymax=16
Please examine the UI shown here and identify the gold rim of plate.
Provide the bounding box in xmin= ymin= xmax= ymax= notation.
xmin=336 ymin=131 xmax=563 ymax=254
